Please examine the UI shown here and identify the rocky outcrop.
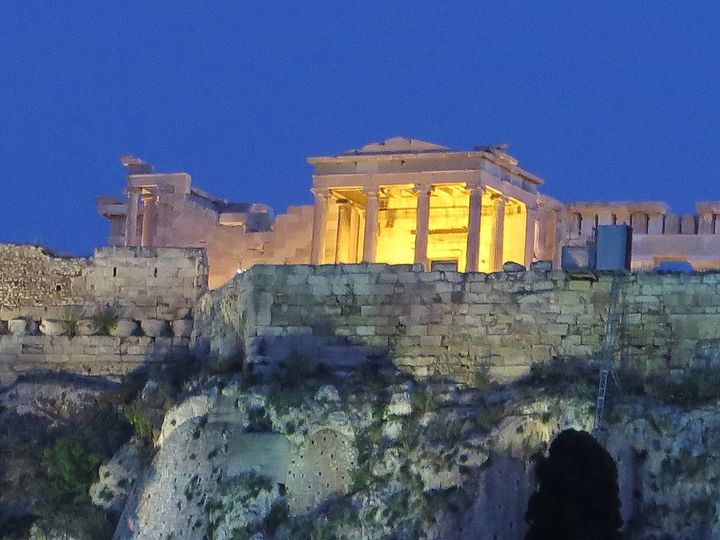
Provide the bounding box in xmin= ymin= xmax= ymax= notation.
xmin=109 ymin=369 xmax=720 ymax=540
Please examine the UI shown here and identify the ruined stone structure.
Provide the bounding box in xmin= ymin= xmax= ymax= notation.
xmin=98 ymin=156 xmax=312 ymax=288
xmin=0 ymin=245 xmax=207 ymax=385
xmin=98 ymin=137 xmax=720 ymax=288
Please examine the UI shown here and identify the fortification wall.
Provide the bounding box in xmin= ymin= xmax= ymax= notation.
xmin=0 ymin=335 xmax=190 ymax=384
xmin=0 ymin=245 xmax=207 ymax=386
xmin=193 ymin=264 xmax=720 ymax=383
xmin=0 ymin=244 xmax=86 ymax=306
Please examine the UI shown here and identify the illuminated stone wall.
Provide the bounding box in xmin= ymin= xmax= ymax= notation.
xmin=194 ymin=264 xmax=720 ymax=383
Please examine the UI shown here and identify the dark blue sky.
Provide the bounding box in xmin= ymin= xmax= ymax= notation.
xmin=2 ymin=2 xmax=720 ymax=256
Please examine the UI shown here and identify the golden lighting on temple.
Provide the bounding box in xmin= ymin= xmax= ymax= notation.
xmin=320 ymin=184 xmax=528 ymax=272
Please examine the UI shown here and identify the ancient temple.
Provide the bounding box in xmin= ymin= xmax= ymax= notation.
xmin=97 ymin=137 xmax=720 ymax=288
xmin=308 ymin=138 xmax=560 ymax=272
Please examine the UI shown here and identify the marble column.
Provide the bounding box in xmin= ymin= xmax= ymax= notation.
xmin=335 ymin=199 xmax=352 ymax=263
xmin=465 ymin=184 xmax=485 ymax=272
xmin=414 ymin=184 xmax=432 ymax=269
xmin=493 ymin=195 xmax=507 ymax=271
xmin=141 ymin=191 xmax=157 ymax=247
xmin=362 ymin=189 xmax=380 ymax=263
xmin=524 ymin=203 xmax=539 ymax=268
xmin=310 ymin=189 xmax=330 ymax=264
xmin=125 ymin=188 xmax=139 ymax=246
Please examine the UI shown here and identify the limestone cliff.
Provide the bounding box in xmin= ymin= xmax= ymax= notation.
xmin=109 ymin=364 xmax=720 ymax=540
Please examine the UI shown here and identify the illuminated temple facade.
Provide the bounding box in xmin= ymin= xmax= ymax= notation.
xmin=98 ymin=137 xmax=720 ymax=288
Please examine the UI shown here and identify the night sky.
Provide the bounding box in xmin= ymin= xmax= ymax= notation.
xmin=2 ymin=2 xmax=720 ymax=256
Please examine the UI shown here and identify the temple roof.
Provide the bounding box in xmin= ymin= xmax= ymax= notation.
xmin=343 ymin=137 xmax=451 ymax=155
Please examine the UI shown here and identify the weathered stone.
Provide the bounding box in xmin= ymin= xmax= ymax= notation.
xmin=531 ymin=260 xmax=553 ymax=272
xmin=110 ymin=319 xmax=140 ymax=337
xmin=39 ymin=319 xmax=64 ymax=336
xmin=172 ymin=319 xmax=193 ymax=337
xmin=502 ymin=261 xmax=526 ymax=272
xmin=9 ymin=318 xmax=37 ymax=336
xmin=141 ymin=318 xmax=170 ymax=338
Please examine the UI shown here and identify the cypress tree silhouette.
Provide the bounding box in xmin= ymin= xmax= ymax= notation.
xmin=524 ymin=429 xmax=622 ymax=540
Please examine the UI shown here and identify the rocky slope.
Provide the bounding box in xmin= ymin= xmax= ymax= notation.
xmin=109 ymin=362 xmax=720 ymax=540
xmin=4 ymin=361 xmax=720 ymax=539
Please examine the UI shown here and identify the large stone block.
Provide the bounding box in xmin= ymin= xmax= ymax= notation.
xmin=39 ymin=319 xmax=65 ymax=336
xmin=141 ymin=318 xmax=170 ymax=338
xmin=172 ymin=319 xmax=193 ymax=338
xmin=9 ymin=319 xmax=37 ymax=336
xmin=110 ymin=320 xmax=140 ymax=337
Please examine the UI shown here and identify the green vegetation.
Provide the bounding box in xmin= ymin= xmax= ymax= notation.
xmin=60 ymin=307 xmax=82 ymax=337
xmin=410 ymin=390 xmax=437 ymax=417
xmin=207 ymin=354 xmax=244 ymax=375
xmin=30 ymin=502 xmax=112 ymax=540
xmin=42 ymin=436 xmax=102 ymax=500
xmin=473 ymin=363 xmax=497 ymax=391
xmin=474 ymin=407 xmax=505 ymax=432
xmin=265 ymin=352 xmax=335 ymax=415
xmin=621 ymin=367 xmax=720 ymax=407
xmin=123 ymin=400 xmax=153 ymax=446
xmin=91 ymin=304 xmax=118 ymax=336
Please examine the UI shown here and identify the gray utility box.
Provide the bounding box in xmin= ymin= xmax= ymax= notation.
xmin=595 ymin=225 xmax=632 ymax=271
xmin=561 ymin=243 xmax=596 ymax=271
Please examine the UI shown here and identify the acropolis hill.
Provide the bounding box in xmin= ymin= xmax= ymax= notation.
xmin=3 ymin=138 xmax=720 ymax=539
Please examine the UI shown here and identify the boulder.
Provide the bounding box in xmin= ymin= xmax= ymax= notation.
xmin=172 ymin=319 xmax=193 ymax=338
xmin=141 ymin=319 xmax=170 ymax=338
xmin=315 ymin=384 xmax=341 ymax=403
xmin=39 ymin=319 xmax=64 ymax=336
xmin=110 ymin=319 xmax=140 ymax=337
xmin=502 ymin=261 xmax=526 ymax=272
xmin=531 ymin=260 xmax=553 ymax=272
xmin=386 ymin=392 xmax=412 ymax=417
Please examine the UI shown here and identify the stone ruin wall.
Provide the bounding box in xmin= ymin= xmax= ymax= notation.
xmin=194 ymin=263 xmax=720 ymax=383
xmin=0 ymin=244 xmax=87 ymax=307
xmin=0 ymin=245 xmax=207 ymax=386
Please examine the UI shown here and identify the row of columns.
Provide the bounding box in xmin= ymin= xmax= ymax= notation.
xmin=311 ymin=184 xmax=539 ymax=271
xmin=124 ymin=188 xmax=158 ymax=247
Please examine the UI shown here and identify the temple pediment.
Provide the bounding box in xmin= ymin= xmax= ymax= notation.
xmin=344 ymin=137 xmax=451 ymax=155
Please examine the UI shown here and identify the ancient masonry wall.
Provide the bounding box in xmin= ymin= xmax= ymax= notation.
xmin=193 ymin=264 xmax=720 ymax=382
xmin=0 ymin=244 xmax=86 ymax=306
xmin=0 ymin=245 xmax=207 ymax=386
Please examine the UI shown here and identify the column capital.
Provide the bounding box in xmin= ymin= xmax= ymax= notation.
xmin=413 ymin=183 xmax=433 ymax=196
xmin=364 ymin=187 xmax=381 ymax=198
xmin=465 ymin=181 xmax=486 ymax=193
xmin=493 ymin=193 xmax=509 ymax=204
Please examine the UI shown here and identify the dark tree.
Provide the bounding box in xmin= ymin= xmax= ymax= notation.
xmin=524 ymin=429 xmax=623 ymax=540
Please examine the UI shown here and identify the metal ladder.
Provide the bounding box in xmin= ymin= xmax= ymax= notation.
xmin=592 ymin=275 xmax=626 ymax=435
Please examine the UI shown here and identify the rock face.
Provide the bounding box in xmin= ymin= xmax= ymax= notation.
xmin=109 ymin=370 xmax=720 ymax=540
